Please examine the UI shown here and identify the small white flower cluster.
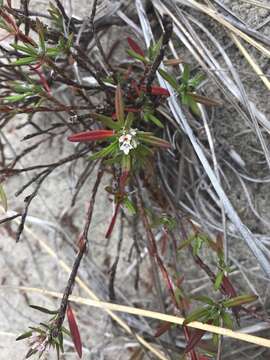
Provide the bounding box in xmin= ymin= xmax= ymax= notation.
xmin=119 ymin=128 xmax=138 ymax=155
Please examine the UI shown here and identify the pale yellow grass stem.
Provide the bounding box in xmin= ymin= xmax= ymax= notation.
xmin=5 ymin=286 xmax=270 ymax=350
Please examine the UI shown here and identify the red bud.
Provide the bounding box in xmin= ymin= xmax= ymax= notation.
xmin=68 ymin=130 xmax=114 ymax=142
xmin=67 ymin=304 xmax=82 ymax=358
xmin=127 ymin=37 xmax=145 ymax=57
xmin=141 ymin=86 xmax=170 ymax=96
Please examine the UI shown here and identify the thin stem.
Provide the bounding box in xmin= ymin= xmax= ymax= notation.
xmin=52 ymin=165 xmax=104 ymax=336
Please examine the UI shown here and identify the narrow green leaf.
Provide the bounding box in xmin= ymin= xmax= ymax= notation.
xmin=61 ymin=326 xmax=71 ymax=336
xmin=222 ymin=312 xmax=233 ymax=329
xmin=30 ymin=304 xmax=58 ymax=314
xmin=11 ymin=57 xmax=36 ymax=66
xmin=123 ymin=197 xmax=136 ymax=215
xmin=12 ymin=83 xmax=31 ymax=94
xmin=58 ymin=331 xmax=64 ymax=353
xmin=181 ymin=92 xmax=189 ymax=106
xmin=192 ymin=236 xmax=204 ymax=256
xmin=29 ymin=327 xmax=46 ymax=334
xmin=212 ymin=317 xmax=221 ymax=345
xmin=188 ymin=96 xmax=201 ymax=117
xmin=16 ymin=331 xmax=33 ymax=341
xmin=36 ymin=19 xmax=45 ymax=53
xmin=158 ymin=68 xmax=178 ymax=90
xmin=150 ymin=36 xmax=163 ymax=61
xmin=189 ymin=73 xmax=205 ymax=88
xmin=212 ymin=333 xmax=219 ymax=346
xmin=214 ymin=271 xmax=224 ymax=291
xmin=126 ymin=49 xmax=147 ymax=63
xmin=192 ymin=296 xmax=215 ymax=306
xmin=182 ymin=64 xmax=190 ymax=83
xmin=11 ymin=44 xmax=37 ymax=56
xmin=223 ymin=294 xmax=258 ymax=308
xmin=92 ymin=113 xmax=121 ymax=130
xmin=144 ymin=113 xmax=164 ymax=128
xmin=4 ymin=93 xmax=30 ymax=103
xmin=183 ymin=307 xmax=209 ymax=325
xmin=90 ymin=141 xmax=118 ymax=160
xmin=124 ymin=112 xmax=134 ymax=129
xmin=46 ymin=48 xmax=60 ymax=57
xmin=121 ymin=154 xmax=131 ymax=172
xmin=0 ymin=183 xmax=7 ymax=211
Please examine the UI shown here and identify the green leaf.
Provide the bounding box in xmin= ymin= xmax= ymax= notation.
xmin=192 ymin=296 xmax=215 ymax=306
xmin=11 ymin=57 xmax=36 ymax=66
xmin=188 ymin=96 xmax=201 ymax=117
xmin=212 ymin=317 xmax=221 ymax=345
xmin=30 ymin=304 xmax=58 ymax=314
xmin=90 ymin=141 xmax=118 ymax=160
xmin=124 ymin=112 xmax=134 ymax=129
xmin=11 ymin=44 xmax=37 ymax=56
xmin=181 ymin=92 xmax=189 ymax=106
xmin=92 ymin=113 xmax=121 ymax=130
xmin=212 ymin=333 xmax=219 ymax=346
xmin=58 ymin=331 xmax=64 ymax=353
xmin=29 ymin=327 xmax=46 ymax=334
xmin=46 ymin=48 xmax=60 ymax=57
xmin=183 ymin=307 xmax=209 ymax=325
xmin=222 ymin=311 xmax=233 ymax=329
xmin=16 ymin=331 xmax=33 ymax=341
xmin=3 ymin=93 xmax=31 ymax=103
xmin=0 ymin=183 xmax=7 ymax=211
xmin=158 ymin=69 xmax=178 ymax=90
xmin=144 ymin=113 xmax=164 ymax=128
xmin=214 ymin=271 xmax=224 ymax=291
xmin=123 ymin=197 xmax=136 ymax=215
xmin=192 ymin=236 xmax=204 ymax=256
xmin=149 ymin=36 xmax=163 ymax=61
xmin=182 ymin=64 xmax=190 ymax=83
xmin=121 ymin=154 xmax=131 ymax=173
xmin=126 ymin=49 xmax=147 ymax=64
xmin=189 ymin=73 xmax=205 ymax=88
xmin=61 ymin=326 xmax=71 ymax=336
xmin=223 ymin=294 xmax=258 ymax=308
xmin=36 ymin=19 xmax=46 ymax=53
xmin=12 ymin=83 xmax=31 ymax=94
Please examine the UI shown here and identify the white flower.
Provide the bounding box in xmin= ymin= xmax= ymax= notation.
xmin=119 ymin=133 xmax=132 ymax=144
xmin=130 ymin=128 xmax=137 ymax=136
xmin=120 ymin=141 xmax=133 ymax=155
xmin=119 ymin=128 xmax=138 ymax=155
